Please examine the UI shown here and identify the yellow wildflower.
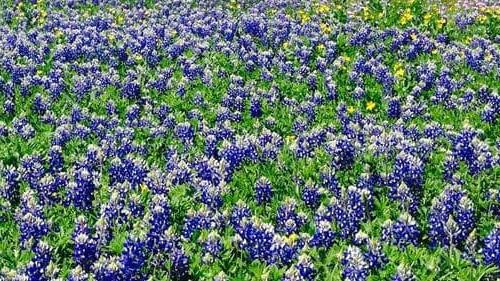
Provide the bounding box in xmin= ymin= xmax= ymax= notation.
xmin=410 ymin=33 xmax=417 ymax=41
xmin=395 ymin=68 xmax=404 ymax=79
xmin=400 ymin=8 xmax=413 ymax=25
xmin=317 ymin=4 xmax=330 ymax=14
xmin=134 ymin=54 xmax=143 ymax=62
xmin=347 ymin=106 xmax=355 ymax=114
xmin=115 ymin=14 xmax=124 ymax=25
xmin=394 ymin=63 xmax=405 ymax=79
xmin=424 ymin=13 xmax=432 ymax=25
xmin=320 ymin=23 xmax=332 ymax=34
xmin=437 ymin=18 xmax=446 ymax=29
xmin=287 ymin=233 xmax=299 ymax=243
xmin=230 ymin=0 xmax=239 ymax=8
xmin=299 ymin=10 xmax=310 ymax=24
xmin=366 ymin=101 xmax=376 ymax=111
xmin=107 ymin=33 xmax=116 ymax=43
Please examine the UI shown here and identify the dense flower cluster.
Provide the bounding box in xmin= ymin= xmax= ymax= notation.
xmin=382 ymin=213 xmax=420 ymax=248
xmin=0 ymin=0 xmax=498 ymax=280
xmin=428 ymin=185 xmax=476 ymax=248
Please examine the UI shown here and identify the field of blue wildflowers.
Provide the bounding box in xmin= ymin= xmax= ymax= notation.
xmin=0 ymin=0 xmax=498 ymax=280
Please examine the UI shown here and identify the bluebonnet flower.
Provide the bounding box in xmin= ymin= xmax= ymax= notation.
xmin=144 ymin=169 xmax=170 ymax=195
xmin=391 ymin=151 xmax=425 ymax=191
xmin=15 ymin=190 xmax=50 ymax=249
xmin=486 ymin=189 xmax=500 ymax=218
xmin=182 ymin=207 xmax=223 ymax=239
xmin=353 ymin=86 xmax=365 ymax=100
xmin=25 ymin=241 xmax=52 ymax=281
xmin=293 ymin=118 xmax=309 ymax=135
xmin=309 ymin=220 xmax=335 ymax=249
xmin=146 ymin=195 xmax=171 ymax=252
xmin=355 ymin=233 xmax=387 ymax=270
xmin=197 ymin=180 xmax=226 ymax=210
xmin=170 ymin=247 xmax=190 ymax=281
xmin=0 ymin=121 xmax=9 ymax=138
xmin=325 ymin=136 xmax=356 ymax=170
xmin=341 ymin=246 xmax=370 ymax=281
xmin=451 ymin=127 xmax=494 ymax=175
xmin=99 ymin=184 xmax=129 ymax=226
xmin=331 ymin=187 xmax=371 ymax=239
xmin=48 ymin=145 xmax=64 ymax=173
xmin=234 ymin=217 xmax=278 ymax=264
xmin=120 ymin=235 xmax=146 ymax=281
xmin=481 ymin=103 xmax=498 ymax=123
xmin=73 ymin=215 xmax=98 ymax=271
xmin=93 ymin=216 xmax=113 ymax=249
xmin=292 ymin=128 xmax=327 ymax=159
xmin=20 ymin=155 xmax=45 ymax=190
xmin=0 ymin=165 xmax=20 ymax=205
xmin=367 ymin=239 xmax=388 ymax=267
xmin=428 ymin=185 xmax=476 ymax=248
xmin=191 ymin=157 xmax=224 ymax=187
xmin=293 ymin=254 xmax=316 ymax=281
xmin=387 ymin=97 xmax=401 ymax=118
xmin=276 ymin=198 xmax=308 ymax=235
xmin=275 ymin=234 xmax=306 ymax=265
xmin=255 ymin=176 xmax=273 ymax=204
xmin=108 ymin=156 xmax=147 ymax=188
xmin=32 ymin=93 xmax=49 ymax=115
xmin=67 ymin=168 xmax=96 ymax=210
xmin=483 ymin=224 xmax=500 ymax=267
xmin=3 ymin=98 xmax=15 ymax=115
xmin=175 ymin=122 xmax=195 ymax=146
xmin=93 ymin=256 xmax=123 ymax=281
xmin=204 ymin=134 xmax=219 ymax=158
xmin=193 ymin=92 xmax=206 ymax=107
xmin=250 ymin=95 xmax=263 ymax=118
xmin=318 ymin=161 xmax=339 ymax=192
xmin=281 ymin=254 xmax=316 ymax=281
xmin=219 ymin=137 xmax=258 ymax=179
xmin=202 ymin=231 xmax=224 ymax=262
xmin=230 ymin=200 xmax=252 ymax=232
xmin=121 ymin=80 xmax=141 ymax=100
xmin=381 ymin=213 xmax=420 ymax=248
xmin=388 ymin=181 xmax=420 ymax=214
xmin=258 ymin=129 xmax=283 ymax=161
xmin=455 ymin=12 xmax=476 ymax=29
xmin=127 ymin=194 xmax=145 ymax=219
xmin=301 ymin=180 xmax=322 ymax=209
xmin=37 ymin=173 xmax=66 ymax=205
